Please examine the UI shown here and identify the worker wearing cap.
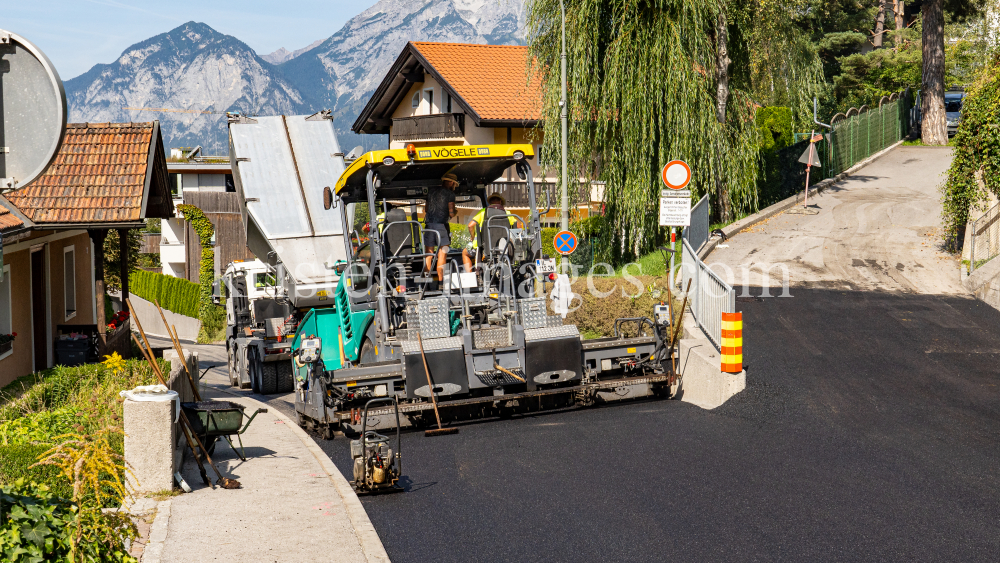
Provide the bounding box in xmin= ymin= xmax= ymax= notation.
xmin=462 ymin=193 xmax=522 ymax=272
xmin=424 ymin=173 xmax=459 ymax=281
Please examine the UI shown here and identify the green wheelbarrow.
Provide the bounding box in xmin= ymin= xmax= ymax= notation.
xmin=181 ymin=401 xmax=267 ymax=461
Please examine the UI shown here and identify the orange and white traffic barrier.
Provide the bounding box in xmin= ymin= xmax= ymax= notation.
xmin=721 ymin=312 xmax=743 ymax=373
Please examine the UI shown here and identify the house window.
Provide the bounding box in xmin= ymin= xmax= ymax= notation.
xmin=64 ymin=246 xmax=76 ymax=320
xmin=0 ymin=264 xmax=11 ymax=360
xmin=445 ymin=92 xmax=453 ymax=113
xmin=411 ymin=91 xmax=420 ymax=109
xmin=424 ymin=88 xmax=434 ymax=114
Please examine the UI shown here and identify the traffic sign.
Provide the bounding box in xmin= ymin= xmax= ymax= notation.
xmin=659 ymin=196 xmax=691 ymax=226
xmin=661 ymin=160 xmax=691 ymax=190
xmin=798 ymin=144 xmax=821 ymax=167
xmin=553 ymin=230 xmax=578 ymax=255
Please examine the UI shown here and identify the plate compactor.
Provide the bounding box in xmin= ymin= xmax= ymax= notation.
xmin=350 ymin=397 xmax=403 ymax=495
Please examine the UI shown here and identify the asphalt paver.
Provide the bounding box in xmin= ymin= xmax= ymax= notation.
xmin=183 ymin=147 xmax=1000 ymax=561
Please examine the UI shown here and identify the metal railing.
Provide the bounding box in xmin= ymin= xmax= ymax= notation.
xmin=829 ymin=88 xmax=914 ymax=176
xmin=480 ymin=181 xmax=591 ymax=208
xmin=680 ymin=238 xmax=735 ymax=350
xmin=683 ymin=194 xmax=710 ymax=253
xmin=391 ymin=113 xmax=465 ymax=142
xmin=970 ymin=201 xmax=1000 ymax=274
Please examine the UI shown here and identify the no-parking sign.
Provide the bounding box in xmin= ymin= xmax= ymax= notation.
xmin=553 ymin=230 xmax=578 ymax=255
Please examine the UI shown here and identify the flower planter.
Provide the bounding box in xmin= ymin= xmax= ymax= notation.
xmin=0 ymin=340 xmax=11 ymax=357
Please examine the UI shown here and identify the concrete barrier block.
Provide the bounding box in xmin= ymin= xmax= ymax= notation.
xmin=124 ymin=398 xmax=175 ymax=494
xmin=677 ymin=338 xmax=746 ymax=409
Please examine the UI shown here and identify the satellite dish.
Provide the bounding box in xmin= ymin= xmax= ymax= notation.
xmin=0 ymin=29 xmax=67 ymax=191
xmin=346 ymin=145 xmax=365 ymax=161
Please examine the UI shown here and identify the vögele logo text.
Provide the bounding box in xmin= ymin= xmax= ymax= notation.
xmin=431 ymin=147 xmax=488 ymax=158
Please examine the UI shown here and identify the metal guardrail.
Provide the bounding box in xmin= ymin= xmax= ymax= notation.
xmin=683 ymin=194 xmax=710 ymax=253
xmin=680 ymin=238 xmax=735 ymax=350
xmin=970 ymin=202 xmax=1000 ymax=274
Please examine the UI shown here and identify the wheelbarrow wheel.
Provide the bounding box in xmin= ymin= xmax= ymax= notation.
xmin=204 ymin=436 xmax=218 ymax=457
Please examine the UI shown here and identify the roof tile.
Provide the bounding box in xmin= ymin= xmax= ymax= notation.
xmin=6 ymin=122 xmax=155 ymax=224
xmin=411 ymin=42 xmax=542 ymax=122
xmin=0 ymin=203 xmax=24 ymax=233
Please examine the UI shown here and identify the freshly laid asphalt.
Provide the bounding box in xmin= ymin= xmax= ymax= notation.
xmin=198 ymin=288 xmax=1000 ymax=562
xmin=198 ymin=146 xmax=1000 ymax=561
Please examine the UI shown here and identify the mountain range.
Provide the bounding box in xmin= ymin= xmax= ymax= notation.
xmin=64 ymin=0 xmax=528 ymax=152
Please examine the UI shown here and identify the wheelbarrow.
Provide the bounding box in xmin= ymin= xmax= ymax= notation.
xmin=181 ymin=401 xmax=267 ymax=461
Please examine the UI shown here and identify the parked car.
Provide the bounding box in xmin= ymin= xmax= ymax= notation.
xmin=946 ymin=91 xmax=966 ymax=137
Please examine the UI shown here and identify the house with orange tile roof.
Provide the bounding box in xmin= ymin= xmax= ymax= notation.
xmin=352 ymin=42 xmax=601 ymax=228
xmin=0 ymin=122 xmax=173 ymax=385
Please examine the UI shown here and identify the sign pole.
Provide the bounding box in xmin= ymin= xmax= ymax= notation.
xmin=804 ymin=129 xmax=815 ymax=208
xmin=659 ymin=160 xmax=692 ymax=283
xmin=669 ymin=227 xmax=675 ymax=278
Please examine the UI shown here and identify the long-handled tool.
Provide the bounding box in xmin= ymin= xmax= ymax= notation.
xmin=666 ymin=280 xmax=693 ymax=382
xmin=153 ymin=299 xmax=201 ymax=401
xmin=494 ymin=363 xmax=526 ymax=382
xmin=131 ymin=332 xmax=212 ymax=488
xmin=180 ymin=409 xmax=240 ymax=489
xmin=130 ymin=307 xmax=239 ymax=489
xmin=664 ymin=283 xmax=677 ymax=376
xmin=417 ymin=333 xmax=458 ymax=437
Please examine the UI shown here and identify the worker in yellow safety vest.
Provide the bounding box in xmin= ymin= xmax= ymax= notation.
xmin=462 ymin=193 xmax=522 ymax=272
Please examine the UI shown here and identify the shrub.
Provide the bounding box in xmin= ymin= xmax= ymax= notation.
xmin=448 ymin=222 xmax=471 ymax=249
xmin=128 ymin=270 xmax=200 ymax=318
xmin=0 ymin=445 xmax=70 ymax=499
xmin=0 ymin=360 xmax=161 ymax=433
xmin=942 ymin=53 xmax=1000 ymax=250
xmin=558 ymin=275 xmax=679 ymax=338
xmin=0 ymin=480 xmax=76 ymax=562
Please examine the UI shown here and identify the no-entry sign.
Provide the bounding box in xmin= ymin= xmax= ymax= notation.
xmin=661 ymin=160 xmax=691 ymax=190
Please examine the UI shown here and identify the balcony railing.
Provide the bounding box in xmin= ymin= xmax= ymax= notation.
xmin=392 ymin=113 xmax=464 ymax=142
xmin=479 ymin=181 xmax=594 ymax=208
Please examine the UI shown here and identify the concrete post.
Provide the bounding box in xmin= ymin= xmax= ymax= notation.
xmin=123 ymin=349 xmax=199 ymax=495
xmin=124 ymin=394 xmax=176 ymax=494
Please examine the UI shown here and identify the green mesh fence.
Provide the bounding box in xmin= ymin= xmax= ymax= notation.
xmin=829 ymin=90 xmax=914 ymax=176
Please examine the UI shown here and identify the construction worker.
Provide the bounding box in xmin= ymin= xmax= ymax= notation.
xmin=424 ymin=173 xmax=459 ymax=281
xmin=462 ymin=193 xmax=522 ymax=272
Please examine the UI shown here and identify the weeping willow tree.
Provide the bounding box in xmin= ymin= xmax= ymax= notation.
xmin=527 ymin=0 xmax=823 ymax=260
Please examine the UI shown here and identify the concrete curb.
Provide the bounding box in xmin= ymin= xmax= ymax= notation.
xmin=699 ymin=139 xmax=905 ymax=260
xmin=216 ymin=389 xmax=391 ymax=563
xmin=139 ymin=499 xmax=170 ymax=563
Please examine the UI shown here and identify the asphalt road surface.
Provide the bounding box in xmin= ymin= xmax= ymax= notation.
xmin=195 ymin=147 xmax=1000 ymax=561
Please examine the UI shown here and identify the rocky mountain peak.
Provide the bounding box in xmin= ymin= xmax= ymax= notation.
xmin=66 ymin=0 xmax=528 ymax=149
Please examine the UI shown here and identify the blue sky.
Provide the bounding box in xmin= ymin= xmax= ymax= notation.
xmin=4 ymin=0 xmax=379 ymax=80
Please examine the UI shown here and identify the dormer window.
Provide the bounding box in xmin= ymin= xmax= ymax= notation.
xmin=411 ymin=91 xmax=420 ymax=109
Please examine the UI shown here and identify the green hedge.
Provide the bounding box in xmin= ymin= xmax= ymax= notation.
xmin=128 ymin=270 xmax=199 ymax=318
xmin=0 ymin=445 xmax=69 ymax=499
